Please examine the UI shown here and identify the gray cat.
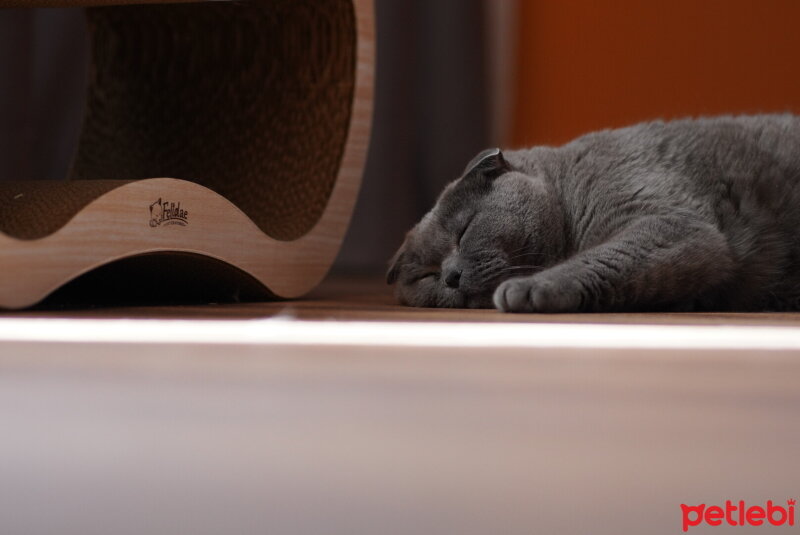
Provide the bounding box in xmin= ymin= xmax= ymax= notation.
xmin=387 ymin=114 xmax=800 ymax=312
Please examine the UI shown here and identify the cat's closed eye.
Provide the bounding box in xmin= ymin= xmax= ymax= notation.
xmin=458 ymin=214 xmax=476 ymax=246
xmin=412 ymin=271 xmax=440 ymax=284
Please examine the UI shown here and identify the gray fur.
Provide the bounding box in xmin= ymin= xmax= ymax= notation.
xmin=387 ymin=114 xmax=800 ymax=312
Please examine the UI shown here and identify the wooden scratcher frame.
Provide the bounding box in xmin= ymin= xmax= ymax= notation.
xmin=0 ymin=0 xmax=373 ymax=308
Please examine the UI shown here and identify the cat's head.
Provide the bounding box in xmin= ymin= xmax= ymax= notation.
xmin=387 ymin=148 xmax=565 ymax=308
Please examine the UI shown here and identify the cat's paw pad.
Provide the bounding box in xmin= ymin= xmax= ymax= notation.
xmin=493 ymin=277 xmax=582 ymax=313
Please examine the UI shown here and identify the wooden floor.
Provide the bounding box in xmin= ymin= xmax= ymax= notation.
xmin=1 ymin=275 xmax=799 ymax=535
xmin=12 ymin=273 xmax=800 ymax=326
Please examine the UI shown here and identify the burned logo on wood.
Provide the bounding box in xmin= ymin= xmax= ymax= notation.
xmin=149 ymin=198 xmax=189 ymax=227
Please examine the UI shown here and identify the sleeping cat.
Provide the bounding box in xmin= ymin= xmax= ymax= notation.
xmin=387 ymin=114 xmax=800 ymax=312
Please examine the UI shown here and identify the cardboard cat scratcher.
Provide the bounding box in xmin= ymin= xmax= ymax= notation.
xmin=0 ymin=0 xmax=373 ymax=308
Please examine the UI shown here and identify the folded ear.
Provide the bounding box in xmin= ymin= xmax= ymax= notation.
xmin=386 ymin=246 xmax=406 ymax=285
xmin=463 ymin=148 xmax=510 ymax=180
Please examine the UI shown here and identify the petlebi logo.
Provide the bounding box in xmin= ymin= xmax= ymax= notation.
xmin=149 ymin=198 xmax=189 ymax=227
xmin=681 ymin=499 xmax=795 ymax=532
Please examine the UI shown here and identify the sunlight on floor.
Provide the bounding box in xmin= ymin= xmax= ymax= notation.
xmin=1 ymin=316 xmax=800 ymax=353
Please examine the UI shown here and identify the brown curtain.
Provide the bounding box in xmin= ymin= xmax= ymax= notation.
xmin=337 ymin=0 xmax=491 ymax=272
xmin=0 ymin=8 xmax=87 ymax=181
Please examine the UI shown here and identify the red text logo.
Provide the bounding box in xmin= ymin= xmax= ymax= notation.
xmin=681 ymin=500 xmax=795 ymax=532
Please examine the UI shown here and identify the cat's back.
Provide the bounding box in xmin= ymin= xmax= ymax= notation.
xmin=661 ymin=115 xmax=800 ymax=216
xmin=569 ymin=114 xmax=800 ymax=208
xmin=606 ymin=115 xmax=800 ymax=309
xmin=651 ymin=113 xmax=800 ymax=173
xmin=586 ymin=114 xmax=800 ymax=171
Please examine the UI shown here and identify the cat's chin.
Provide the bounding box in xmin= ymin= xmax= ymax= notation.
xmin=462 ymin=293 xmax=496 ymax=309
xmin=433 ymin=290 xmax=494 ymax=309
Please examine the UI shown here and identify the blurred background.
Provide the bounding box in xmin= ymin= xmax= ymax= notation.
xmin=2 ymin=0 xmax=800 ymax=275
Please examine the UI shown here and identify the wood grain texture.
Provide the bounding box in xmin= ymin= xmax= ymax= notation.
xmin=0 ymin=300 xmax=798 ymax=535
xmin=0 ymin=0 xmax=374 ymax=308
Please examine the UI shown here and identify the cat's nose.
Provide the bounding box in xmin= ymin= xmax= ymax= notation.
xmin=444 ymin=269 xmax=462 ymax=288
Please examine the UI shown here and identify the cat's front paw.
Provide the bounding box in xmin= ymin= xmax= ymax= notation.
xmin=493 ymin=276 xmax=583 ymax=313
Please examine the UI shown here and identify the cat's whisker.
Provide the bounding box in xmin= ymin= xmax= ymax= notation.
xmin=506 ymin=248 xmax=546 ymax=257
xmin=506 ymin=245 xmax=531 ymax=255
xmin=507 ymin=255 xmax=552 ymax=263
xmin=497 ymin=264 xmax=546 ymax=273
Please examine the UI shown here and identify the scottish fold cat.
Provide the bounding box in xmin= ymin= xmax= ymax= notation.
xmin=388 ymin=114 xmax=800 ymax=312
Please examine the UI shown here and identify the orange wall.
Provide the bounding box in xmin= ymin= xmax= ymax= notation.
xmin=511 ymin=0 xmax=800 ymax=147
